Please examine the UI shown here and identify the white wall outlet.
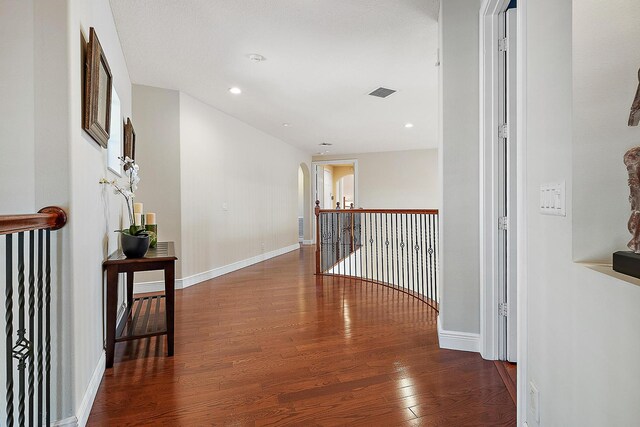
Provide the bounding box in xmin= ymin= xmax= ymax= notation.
xmin=222 ymin=202 xmax=228 ymax=211
xmin=540 ymin=181 xmax=566 ymax=216
xmin=529 ymin=381 xmax=540 ymax=424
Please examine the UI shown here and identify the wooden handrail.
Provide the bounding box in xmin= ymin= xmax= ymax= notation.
xmin=318 ymin=208 xmax=439 ymax=215
xmin=0 ymin=206 xmax=67 ymax=235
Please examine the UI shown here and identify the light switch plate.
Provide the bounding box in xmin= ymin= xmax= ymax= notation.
xmin=540 ymin=182 xmax=565 ymax=216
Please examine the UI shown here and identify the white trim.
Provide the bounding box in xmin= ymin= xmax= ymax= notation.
xmin=76 ymin=351 xmax=106 ymax=427
xmin=479 ymin=0 xmax=511 ymax=362
xmin=52 ymin=416 xmax=78 ymax=427
xmin=134 ymin=243 xmax=301 ymax=293
xmin=516 ymin=0 xmax=528 ymax=425
xmin=302 ymin=239 xmax=314 ymax=245
xmin=437 ymin=318 xmax=481 ymax=353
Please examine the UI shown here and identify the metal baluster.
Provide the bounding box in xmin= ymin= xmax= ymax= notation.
xmin=359 ymin=213 xmax=363 ymax=280
xmin=400 ymin=214 xmax=405 ymax=290
xmin=385 ymin=214 xmax=390 ymax=286
xmin=434 ymin=214 xmax=439 ymax=303
xmin=6 ymin=234 xmax=15 ymax=427
xmin=408 ymin=214 xmax=413 ymax=295
xmin=17 ymin=232 xmax=26 ymax=425
xmin=390 ymin=214 xmax=395 ymax=289
xmin=45 ymin=229 xmax=51 ymax=426
xmin=419 ymin=215 xmax=425 ymax=301
xmin=374 ymin=213 xmax=379 ymax=283
xmin=412 ymin=214 xmax=420 ymax=294
xmin=28 ymin=231 xmax=35 ymax=427
xmin=428 ymin=215 xmax=434 ymax=303
xmin=395 ymin=214 xmax=400 ymax=290
xmin=410 ymin=214 xmax=415 ymax=295
xmin=37 ymin=229 xmax=43 ymax=426
xmin=363 ymin=213 xmax=371 ymax=279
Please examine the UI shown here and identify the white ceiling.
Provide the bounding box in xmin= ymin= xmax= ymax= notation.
xmin=110 ymin=0 xmax=440 ymax=155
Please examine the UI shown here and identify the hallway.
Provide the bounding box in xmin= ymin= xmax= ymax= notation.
xmin=88 ymin=247 xmax=515 ymax=426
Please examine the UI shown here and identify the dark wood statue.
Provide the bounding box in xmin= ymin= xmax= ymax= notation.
xmin=630 ymin=68 xmax=640 ymax=127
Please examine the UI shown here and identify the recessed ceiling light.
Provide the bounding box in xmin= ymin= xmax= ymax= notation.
xmin=319 ymin=142 xmax=333 ymax=146
xmin=247 ymin=53 xmax=266 ymax=62
xmin=229 ymin=87 xmax=242 ymax=95
xmin=282 ymin=123 xmax=290 ymax=127
xmin=404 ymin=123 xmax=414 ymax=128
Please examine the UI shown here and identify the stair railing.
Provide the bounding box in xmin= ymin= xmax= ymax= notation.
xmin=1 ymin=207 xmax=67 ymax=427
xmin=315 ymin=201 xmax=439 ymax=310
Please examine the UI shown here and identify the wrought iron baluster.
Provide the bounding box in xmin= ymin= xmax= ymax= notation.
xmin=428 ymin=215 xmax=434 ymax=302
xmin=374 ymin=213 xmax=379 ymax=284
xmin=17 ymin=232 xmax=26 ymax=426
xmin=400 ymin=214 xmax=405 ymax=290
xmin=385 ymin=214 xmax=390 ymax=286
xmin=419 ymin=215 xmax=425 ymax=300
xmin=29 ymin=230 xmax=35 ymax=427
xmin=6 ymin=234 xmax=15 ymax=427
xmin=390 ymin=214 xmax=395 ymax=289
xmin=45 ymin=229 xmax=51 ymax=426
xmin=433 ymin=215 xmax=440 ymax=303
xmin=37 ymin=229 xmax=43 ymax=426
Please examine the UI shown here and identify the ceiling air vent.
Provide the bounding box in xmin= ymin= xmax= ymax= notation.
xmin=368 ymin=87 xmax=396 ymax=98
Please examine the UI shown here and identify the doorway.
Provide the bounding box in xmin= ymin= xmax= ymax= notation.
xmin=480 ymin=0 xmax=518 ymax=363
xmin=298 ymin=163 xmax=311 ymax=244
xmin=312 ymin=159 xmax=358 ymax=242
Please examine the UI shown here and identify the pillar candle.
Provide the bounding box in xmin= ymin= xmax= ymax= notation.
xmin=133 ymin=203 xmax=144 ymax=214
xmin=145 ymin=213 xmax=156 ymax=225
xmin=134 ymin=213 xmax=142 ymax=226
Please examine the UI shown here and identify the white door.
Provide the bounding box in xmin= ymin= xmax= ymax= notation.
xmin=498 ymin=8 xmax=518 ymax=362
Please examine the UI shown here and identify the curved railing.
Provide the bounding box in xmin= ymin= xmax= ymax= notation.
xmin=315 ymin=201 xmax=439 ymax=310
xmin=1 ymin=207 xmax=67 ymax=427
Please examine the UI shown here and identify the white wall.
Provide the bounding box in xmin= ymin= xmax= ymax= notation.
xmin=179 ymin=92 xmax=309 ymax=278
xmin=522 ymin=0 xmax=640 ymax=425
xmin=133 ymin=85 xmax=182 ymax=279
xmin=439 ymin=0 xmax=481 ymax=335
xmin=0 ymin=0 xmax=35 ymax=214
xmin=572 ymin=0 xmax=640 ymax=262
xmin=313 ymin=149 xmax=439 ymax=209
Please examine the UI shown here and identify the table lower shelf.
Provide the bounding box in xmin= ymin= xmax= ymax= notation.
xmin=116 ymin=294 xmax=167 ymax=342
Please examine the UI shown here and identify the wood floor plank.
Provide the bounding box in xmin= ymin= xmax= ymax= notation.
xmin=88 ymin=246 xmax=515 ymax=426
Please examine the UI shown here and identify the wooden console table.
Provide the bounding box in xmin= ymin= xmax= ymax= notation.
xmin=102 ymin=241 xmax=177 ymax=368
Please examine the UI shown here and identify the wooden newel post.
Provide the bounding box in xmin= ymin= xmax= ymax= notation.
xmin=315 ymin=200 xmax=321 ymax=275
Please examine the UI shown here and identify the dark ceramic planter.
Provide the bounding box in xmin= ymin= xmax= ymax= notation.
xmin=121 ymin=233 xmax=150 ymax=258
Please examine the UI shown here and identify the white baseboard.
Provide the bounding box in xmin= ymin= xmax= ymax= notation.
xmin=302 ymin=239 xmax=314 ymax=245
xmin=75 ymin=351 xmax=106 ymax=427
xmin=437 ymin=317 xmax=480 ymax=353
xmin=134 ymin=243 xmax=301 ymax=293
xmin=52 ymin=416 xmax=78 ymax=427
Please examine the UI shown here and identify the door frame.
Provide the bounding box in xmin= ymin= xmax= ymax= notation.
xmin=479 ymin=0 xmax=528 ymax=424
xmin=311 ymin=159 xmax=359 ymax=244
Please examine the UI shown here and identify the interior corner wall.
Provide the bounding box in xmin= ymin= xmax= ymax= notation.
xmin=572 ymin=0 xmax=640 ymax=262
xmin=178 ymin=92 xmax=310 ymax=280
xmin=132 ymin=85 xmax=182 ymax=280
xmin=523 ymin=0 xmax=640 ymax=425
xmin=313 ymin=149 xmax=439 ymax=209
xmin=439 ymin=0 xmax=481 ymax=334
xmin=70 ymin=0 xmax=133 ymax=422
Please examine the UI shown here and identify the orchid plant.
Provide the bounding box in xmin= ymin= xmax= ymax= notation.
xmin=99 ymin=156 xmax=146 ymax=236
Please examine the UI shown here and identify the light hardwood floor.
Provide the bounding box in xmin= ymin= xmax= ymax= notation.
xmin=88 ymin=246 xmax=516 ymax=426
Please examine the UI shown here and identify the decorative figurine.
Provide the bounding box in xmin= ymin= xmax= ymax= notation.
xmin=623 ymin=68 xmax=640 ymax=252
